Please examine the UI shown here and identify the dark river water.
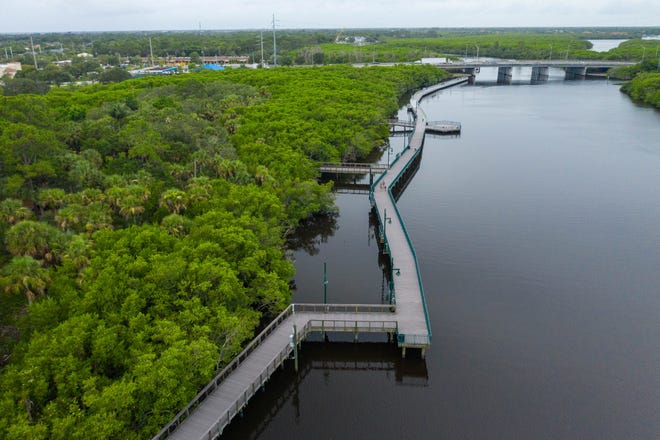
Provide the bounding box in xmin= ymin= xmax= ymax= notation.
xmin=224 ymin=73 xmax=660 ymax=439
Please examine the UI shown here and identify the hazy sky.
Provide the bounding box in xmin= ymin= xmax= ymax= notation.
xmin=4 ymin=0 xmax=660 ymax=33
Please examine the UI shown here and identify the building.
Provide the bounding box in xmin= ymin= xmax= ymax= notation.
xmin=0 ymin=62 xmax=22 ymax=79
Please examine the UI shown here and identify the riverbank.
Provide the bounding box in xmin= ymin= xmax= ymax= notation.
xmin=621 ymin=71 xmax=660 ymax=108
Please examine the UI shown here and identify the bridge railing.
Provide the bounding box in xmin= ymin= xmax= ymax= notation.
xmin=152 ymin=304 xmax=295 ymax=439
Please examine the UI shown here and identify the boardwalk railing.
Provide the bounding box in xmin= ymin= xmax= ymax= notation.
xmin=202 ymin=347 xmax=292 ymax=440
xmin=293 ymin=303 xmax=396 ymax=314
xmin=153 ymin=305 xmax=295 ymax=439
xmin=387 ymin=146 xmax=432 ymax=347
xmin=319 ymin=162 xmax=389 ymax=174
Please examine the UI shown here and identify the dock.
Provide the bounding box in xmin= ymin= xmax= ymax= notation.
xmin=390 ymin=119 xmax=461 ymax=135
xmin=153 ymin=76 xmax=467 ymax=440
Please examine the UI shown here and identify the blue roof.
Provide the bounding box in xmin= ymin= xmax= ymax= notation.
xmin=202 ymin=64 xmax=225 ymax=71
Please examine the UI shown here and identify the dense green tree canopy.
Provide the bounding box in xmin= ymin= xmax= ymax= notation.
xmin=0 ymin=64 xmax=448 ymax=438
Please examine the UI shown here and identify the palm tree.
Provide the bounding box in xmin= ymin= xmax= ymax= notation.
xmin=1 ymin=256 xmax=51 ymax=305
xmin=5 ymin=220 xmax=65 ymax=264
xmin=0 ymin=198 xmax=33 ymax=226
xmin=159 ymin=189 xmax=189 ymax=214
xmin=36 ymin=188 xmax=66 ymax=214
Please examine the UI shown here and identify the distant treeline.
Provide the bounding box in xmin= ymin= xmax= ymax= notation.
xmin=2 ymin=27 xmax=660 ymax=66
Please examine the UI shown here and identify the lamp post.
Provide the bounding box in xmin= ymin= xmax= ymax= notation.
xmin=641 ymin=46 xmax=646 ymax=63
xmin=383 ymin=208 xmax=391 ymax=235
xmin=323 ymin=261 xmax=328 ymax=304
xmin=549 ymin=44 xmax=553 ymax=60
xmin=383 ymin=208 xmax=392 ymax=253
xmin=475 ymin=45 xmax=479 ymax=63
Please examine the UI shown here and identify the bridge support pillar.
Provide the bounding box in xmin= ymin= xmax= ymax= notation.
xmin=565 ymin=67 xmax=587 ymax=80
xmin=531 ymin=66 xmax=549 ymax=83
xmin=497 ymin=66 xmax=513 ymax=84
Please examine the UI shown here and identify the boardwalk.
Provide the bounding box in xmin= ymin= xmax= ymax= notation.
xmin=158 ymin=305 xmax=397 ymax=440
xmin=155 ymin=77 xmax=467 ymax=440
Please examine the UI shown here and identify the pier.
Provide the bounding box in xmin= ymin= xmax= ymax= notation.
xmin=154 ymin=76 xmax=467 ymax=440
xmin=390 ymin=119 xmax=461 ymax=135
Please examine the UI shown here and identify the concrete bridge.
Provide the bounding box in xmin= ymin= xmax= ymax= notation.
xmin=433 ymin=59 xmax=634 ymax=83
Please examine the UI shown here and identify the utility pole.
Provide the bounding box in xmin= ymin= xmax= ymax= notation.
xmin=260 ymin=31 xmax=265 ymax=66
xmin=149 ymin=37 xmax=155 ymax=67
xmin=30 ymin=35 xmax=38 ymax=69
xmin=272 ymin=13 xmax=277 ymax=66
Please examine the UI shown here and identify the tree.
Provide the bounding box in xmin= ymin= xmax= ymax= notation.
xmin=189 ymin=51 xmax=202 ymax=65
xmin=5 ymin=220 xmax=66 ymax=264
xmin=2 ymin=78 xmax=50 ymax=96
xmin=98 ymin=68 xmax=132 ymax=84
xmin=36 ymin=188 xmax=66 ymax=215
xmin=0 ymin=198 xmax=33 ymax=226
xmin=1 ymin=256 xmax=51 ymax=304
xmin=159 ymin=189 xmax=188 ymax=214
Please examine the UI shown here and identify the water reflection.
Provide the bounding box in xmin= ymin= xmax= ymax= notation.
xmin=286 ymin=211 xmax=339 ymax=256
xmin=222 ymin=342 xmax=428 ymax=440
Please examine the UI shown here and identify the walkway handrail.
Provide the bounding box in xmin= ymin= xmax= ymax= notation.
xmin=320 ymin=162 xmax=389 ymax=172
xmin=293 ymin=303 xmax=396 ymax=313
xmin=427 ymin=120 xmax=461 ymax=128
xmin=308 ymin=319 xmax=399 ymax=332
xmin=386 ymin=143 xmax=433 ymax=345
xmin=153 ymin=304 xmax=294 ymax=439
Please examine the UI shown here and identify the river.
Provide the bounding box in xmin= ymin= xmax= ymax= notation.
xmin=223 ymin=75 xmax=660 ymax=439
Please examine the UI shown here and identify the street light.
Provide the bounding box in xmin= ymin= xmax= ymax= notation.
xmin=475 ymin=45 xmax=480 ymax=63
xmin=549 ymin=44 xmax=553 ymax=60
xmin=383 ymin=208 xmax=392 ymax=253
xmin=383 ymin=208 xmax=392 ymax=234
xmin=323 ymin=261 xmax=328 ymax=304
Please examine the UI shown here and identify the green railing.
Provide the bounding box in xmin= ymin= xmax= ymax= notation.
xmin=370 ymin=91 xmax=441 ymax=346
xmin=387 ymin=145 xmax=432 ymax=346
